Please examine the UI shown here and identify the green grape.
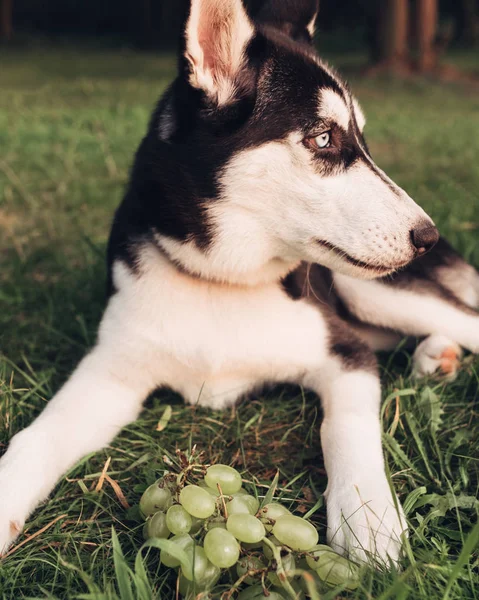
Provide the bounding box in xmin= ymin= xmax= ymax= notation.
xmin=199 ymin=480 xmax=220 ymax=497
xmin=296 ymin=557 xmax=309 ymax=571
xmin=237 ymin=585 xmax=286 ymax=599
xmin=178 ymin=574 xmax=201 ymax=599
xmin=226 ymin=494 xmax=258 ymax=516
xmin=177 ymin=575 xmax=209 ymax=599
xmin=205 ymin=464 xmax=243 ymax=495
xmin=305 ymin=545 xmax=334 ymax=570
xmin=225 ymin=497 xmax=249 ymax=515
xmin=239 ymin=494 xmax=260 ymax=515
xmin=267 ymin=552 xmax=296 ymax=586
xmin=272 ymin=515 xmax=318 ymax=551
xmin=307 ymin=547 xmax=359 ymax=589
xmin=262 ymin=535 xmax=281 ymax=560
xmin=198 ymin=559 xmax=221 ymax=588
xmin=181 ymin=545 xmax=216 ymax=585
xmin=179 ymin=485 xmax=216 ymax=519
xmin=226 ymin=513 xmax=266 ymax=544
xmin=166 ymin=504 xmax=192 ymax=535
xmin=143 ymin=510 xmax=170 ymax=540
xmin=140 ymin=480 xmax=173 ymax=518
xmin=160 ymin=534 xmax=194 ymax=568
xmin=242 ymin=540 xmax=264 ymax=551
xmin=259 ymin=503 xmax=291 ymax=532
xmin=203 ymin=528 xmax=240 ymax=568
xmin=236 ymin=556 xmax=266 ymax=585
xmin=178 ymin=560 xmax=220 ymax=598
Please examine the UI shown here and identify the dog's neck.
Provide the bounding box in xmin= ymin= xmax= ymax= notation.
xmin=155 ymin=233 xmax=299 ymax=287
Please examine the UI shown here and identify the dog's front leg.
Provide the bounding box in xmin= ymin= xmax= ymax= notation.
xmin=0 ymin=341 xmax=155 ymax=555
xmin=304 ymin=359 xmax=407 ymax=565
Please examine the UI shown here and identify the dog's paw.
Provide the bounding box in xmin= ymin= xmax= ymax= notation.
xmin=0 ymin=516 xmax=23 ymax=557
xmin=412 ymin=335 xmax=462 ymax=380
xmin=326 ymin=478 xmax=407 ymax=566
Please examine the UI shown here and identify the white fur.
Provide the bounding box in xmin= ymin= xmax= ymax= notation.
xmin=319 ymin=89 xmax=350 ymax=131
xmin=352 ymin=97 xmax=366 ymax=131
xmin=333 ymin=273 xmax=479 ymax=353
xmin=436 ymin=263 xmax=479 ymax=309
xmin=412 ymin=335 xmax=462 ymax=379
xmin=351 ymin=322 xmax=402 ymax=351
xmin=307 ymin=13 xmax=318 ymax=37
xmin=305 ymin=365 xmax=406 ymax=563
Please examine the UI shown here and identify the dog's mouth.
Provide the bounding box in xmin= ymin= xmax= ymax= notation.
xmin=315 ymin=239 xmax=411 ymax=276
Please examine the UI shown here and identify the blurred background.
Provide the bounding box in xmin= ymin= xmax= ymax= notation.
xmin=1 ymin=0 xmax=478 ymax=70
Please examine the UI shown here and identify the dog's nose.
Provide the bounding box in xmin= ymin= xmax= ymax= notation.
xmin=410 ymin=225 xmax=439 ymax=255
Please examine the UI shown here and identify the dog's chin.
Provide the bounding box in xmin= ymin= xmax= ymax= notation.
xmin=337 ymin=262 xmax=399 ymax=280
xmin=309 ymin=242 xmax=413 ymax=280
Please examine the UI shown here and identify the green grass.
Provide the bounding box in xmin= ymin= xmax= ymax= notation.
xmin=0 ymin=42 xmax=479 ymax=600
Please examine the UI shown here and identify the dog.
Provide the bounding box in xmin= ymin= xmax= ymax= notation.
xmin=1 ymin=0 xmax=479 ymax=566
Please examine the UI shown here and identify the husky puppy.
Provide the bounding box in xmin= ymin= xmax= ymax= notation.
xmin=1 ymin=0 xmax=478 ymax=565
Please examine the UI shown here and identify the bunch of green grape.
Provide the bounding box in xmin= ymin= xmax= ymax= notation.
xmin=139 ymin=458 xmax=358 ymax=599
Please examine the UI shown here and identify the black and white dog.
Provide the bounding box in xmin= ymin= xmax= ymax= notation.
xmin=1 ymin=0 xmax=478 ymax=565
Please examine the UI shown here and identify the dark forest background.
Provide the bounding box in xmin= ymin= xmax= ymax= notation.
xmin=1 ymin=1 xmax=478 ymax=50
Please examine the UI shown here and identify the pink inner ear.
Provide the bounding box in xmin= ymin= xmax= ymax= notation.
xmin=197 ymin=7 xmax=233 ymax=79
xmin=198 ymin=11 xmax=221 ymax=72
xmin=198 ymin=29 xmax=216 ymax=74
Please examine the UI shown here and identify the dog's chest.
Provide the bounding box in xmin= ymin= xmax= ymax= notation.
xmin=104 ymin=250 xmax=329 ymax=407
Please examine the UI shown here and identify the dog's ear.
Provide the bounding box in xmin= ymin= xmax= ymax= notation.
xmin=249 ymin=0 xmax=319 ymax=45
xmin=184 ymin=0 xmax=255 ymax=105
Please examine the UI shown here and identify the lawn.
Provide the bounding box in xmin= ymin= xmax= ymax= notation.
xmin=0 ymin=42 xmax=478 ymax=600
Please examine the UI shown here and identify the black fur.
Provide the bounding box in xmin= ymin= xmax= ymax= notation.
xmin=247 ymin=0 xmax=319 ymax=44
xmin=282 ymin=263 xmax=378 ymax=373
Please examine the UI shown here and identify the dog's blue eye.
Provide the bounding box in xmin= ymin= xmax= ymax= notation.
xmin=315 ymin=131 xmax=331 ymax=149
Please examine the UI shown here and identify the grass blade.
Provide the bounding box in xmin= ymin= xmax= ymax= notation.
xmin=111 ymin=529 xmax=134 ymax=600
xmin=443 ymin=520 xmax=479 ymax=600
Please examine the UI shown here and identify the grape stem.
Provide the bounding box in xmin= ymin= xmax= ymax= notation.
xmin=262 ymin=538 xmax=299 ymax=600
xmin=221 ymin=568 xmax=268 ymax=600
xmin=175 ymin=573 xmax=180 ymax=600
xmin=217 ymin=483 xmax=229 ymax=519
xmin=175 ymin=463 xmax=206 ymax=488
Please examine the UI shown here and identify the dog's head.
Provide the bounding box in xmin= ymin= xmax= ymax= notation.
xmin=154 ymin=0 xmax=438 ymax=284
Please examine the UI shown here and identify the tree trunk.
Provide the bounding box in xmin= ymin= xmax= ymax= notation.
xmin=416 ymin=0 xmax=438 ymax=72
xmin=0 ymin=0 xmax=13 ymax=41
xmin=367 ymin=0 xmax=410 ymax=74
xmin=378 ymin=0 xmax=409 ymax=64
